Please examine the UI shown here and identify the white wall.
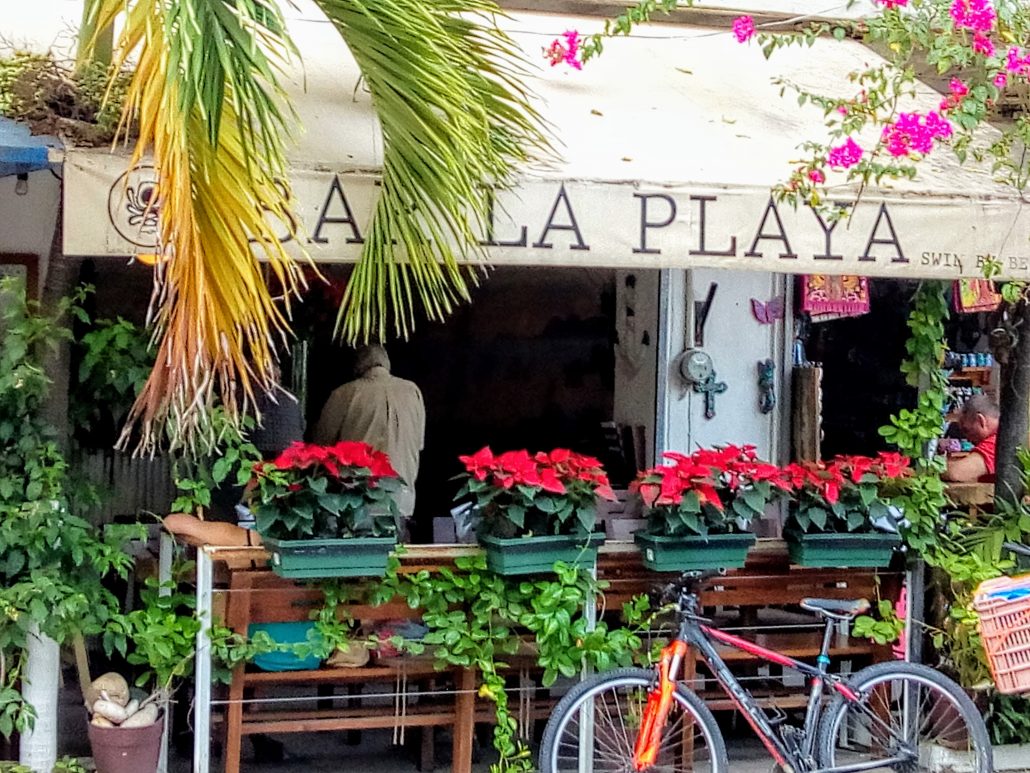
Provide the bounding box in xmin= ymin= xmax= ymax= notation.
xmin=0 ymin=170 xmax=61 ymax=285
xmin=658 ymin=268 xmax=788 ymax=462
xmin=613 ymin=270 xmax=659 ymax=467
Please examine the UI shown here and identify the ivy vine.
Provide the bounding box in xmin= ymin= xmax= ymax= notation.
xmin=0 ymin=278 xmax=142 ymax=737
xmin=879 ymin=281 xmax=951 ymax=556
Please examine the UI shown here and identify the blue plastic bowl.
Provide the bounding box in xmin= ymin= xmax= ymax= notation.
xmin=247 ymin=622 xmax=322 ymax=671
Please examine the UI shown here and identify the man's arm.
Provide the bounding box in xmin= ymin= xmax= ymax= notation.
xmin=943 ymin=452 xmax=989 ymax=483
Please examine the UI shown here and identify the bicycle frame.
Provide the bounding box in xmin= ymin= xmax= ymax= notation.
xmin=632 ymin=613 xmax=909 ymax=773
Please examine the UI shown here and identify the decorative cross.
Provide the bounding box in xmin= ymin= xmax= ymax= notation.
xmin=694 ymin=371 xmax=727 ymax=419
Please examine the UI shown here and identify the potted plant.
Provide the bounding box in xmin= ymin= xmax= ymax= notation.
xmin=252 ymin=440 xmax=401 ymax=578
xmin=455 ymin=447 xmax=615 ymax=575
xmin=89 ymin=579 xmax=202 ymax=773
xmin=782 ymin=452 xmax=909 ymax=567
xmin=632 ymin=445 xmax=789 ymax=571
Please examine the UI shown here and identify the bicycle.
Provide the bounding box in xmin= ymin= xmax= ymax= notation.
xmin=539 ymin=570 xmax=992 ymax=772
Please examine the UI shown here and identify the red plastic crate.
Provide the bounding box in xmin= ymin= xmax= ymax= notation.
xmin=974 ymin=575 xmax=1030 ymax=694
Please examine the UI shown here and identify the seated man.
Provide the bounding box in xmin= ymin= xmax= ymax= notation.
xmin=943 ymin=394 xmax=999 ymax=483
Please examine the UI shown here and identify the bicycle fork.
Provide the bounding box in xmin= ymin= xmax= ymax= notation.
xmin=632 ymin=640 xmax=689 ymax=771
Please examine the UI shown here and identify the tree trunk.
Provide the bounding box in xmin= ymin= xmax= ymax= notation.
xmin=19 ymin=625 xmax=59 ymax=773
xmin=39 ymin=202 xmax=81 ymax=456
xmin=994 ymin=299 xmax=1030 ymax=508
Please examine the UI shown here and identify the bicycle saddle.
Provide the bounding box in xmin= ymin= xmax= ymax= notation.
xmin=800 ymin=598 xmax=871 ymax=620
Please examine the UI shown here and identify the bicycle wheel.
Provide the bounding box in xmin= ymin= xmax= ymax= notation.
xmin=816 ymin=661 xmax=993 ymax=772
xmin=539 ymin=667 xmax=728 ymax=773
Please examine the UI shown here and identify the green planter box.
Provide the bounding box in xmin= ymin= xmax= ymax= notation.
xmin=786 ymin=532 xmax=901 ymax=568
xmin=264 ymin=536 xmax=396 ymax=579
xmin=634 ymin=532 xmax=756 ymax=572
xmin=479 ymin=533 xmax=606 ymax=576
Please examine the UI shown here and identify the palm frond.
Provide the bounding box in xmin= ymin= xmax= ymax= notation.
xmin=82 ymin=0 xmax=306 ymax=453
xmin=315 ymin=0 xmax=552 ymax=342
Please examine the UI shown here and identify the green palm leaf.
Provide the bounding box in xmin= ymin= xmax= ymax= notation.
xmin=81 ymin=0 xmax=305 ymax=453
xmin=315 ymin=0 xmax=551 ymax=342
xmin=78 ymin=0 xmax=549 ymax=449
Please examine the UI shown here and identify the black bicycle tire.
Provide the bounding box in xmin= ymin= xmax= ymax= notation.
xmin=538 ymin=666 xmax=729 ymax=773
xmin=815 ymin=661 xmax=993 ymax=772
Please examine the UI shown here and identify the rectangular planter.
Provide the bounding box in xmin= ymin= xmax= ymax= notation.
xmin=786 ymin=532 xmax=901 ymax=568
xmin=263 ymin=536 xmax=396 ymax=579
xmin=479 ymin=532 xmax=606 ymax=576
xmin=634 ymin=532 xmax=756 ymax=572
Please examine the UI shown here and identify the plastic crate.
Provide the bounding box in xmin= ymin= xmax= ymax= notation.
xmin=973 ymin=575 xmax=1030 ymax=694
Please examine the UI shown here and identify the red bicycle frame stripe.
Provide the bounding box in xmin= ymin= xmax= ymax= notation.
xmin=702 ymin=626 xmax=798 ymax=668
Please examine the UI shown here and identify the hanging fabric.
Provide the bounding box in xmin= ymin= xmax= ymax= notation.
xmin=953 ymin=279 xmax=1001 ymax=314
xmin=800 ymin=275 xmax=871 ymax=318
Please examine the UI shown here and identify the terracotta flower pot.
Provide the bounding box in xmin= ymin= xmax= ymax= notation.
xmin=88 ymin=714 xmax=163 ymax=773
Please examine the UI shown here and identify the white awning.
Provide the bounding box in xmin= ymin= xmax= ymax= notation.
xmin=56 ymin=2 xmax=1030 ymax=279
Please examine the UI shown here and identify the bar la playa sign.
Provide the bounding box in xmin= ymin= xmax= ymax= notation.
xmin=66 ymin=152 xmax=1030 ymax=280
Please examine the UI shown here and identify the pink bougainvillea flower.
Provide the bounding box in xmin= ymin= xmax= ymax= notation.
xmin=940 ymin=78 xmax=969 ymax=112
xmin=875 ymin=0 xmax=909 ymax=6
xmin=544 ymin=40 xmax=565 ymax=67
xmin=543 ymin=29 xmax=583 ymax=70
xmin=950 ymin=0 xmax=996 ymax=34
xmin=733 ymin=15 xmax=756 ymax=43
xmin=1006 ymin=47 xmax=1030 ymax=77
xmin=994 ymin=71 xmax=1008 ymax=89
xmin=836 ymin=105 xmax=849 ymax=115
xmin=882 ymin=111 xmax=952 ymax=157
xmin=827 ymin=138 xmax=864 ymax=169
xmin=972 ymin=32 xmax=995 ymax=56
xmin=808 ymin=168 xmax=826 ymax=183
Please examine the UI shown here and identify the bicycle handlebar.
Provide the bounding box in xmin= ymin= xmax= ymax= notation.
xmin=657 ymin=569 xmax=726 ymax=606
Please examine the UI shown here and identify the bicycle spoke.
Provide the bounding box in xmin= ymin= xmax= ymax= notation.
xmin=819 ymin=667 xmax=990 ymax=773
xmin=548 ymin=676 xmax=718 ymax=773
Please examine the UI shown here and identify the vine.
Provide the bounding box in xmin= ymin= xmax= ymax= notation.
xmin=376 ymin=556 xmax=654 ymax=772
xmin=879 ymin=281 xmax=951 ymax=557
xmin=0 ymin=278 xmax=142 ymax=737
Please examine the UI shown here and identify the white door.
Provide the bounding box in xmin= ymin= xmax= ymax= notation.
xmin=659 ymin=268 xmax=788 ymax=462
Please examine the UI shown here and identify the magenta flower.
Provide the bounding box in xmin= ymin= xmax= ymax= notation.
xmin=827 ymin=138 xmax=864 ymax=169
xmin=875 ymin=0 xmax=909 ymax=6
xmin=972 ymin=32 xmax=995 ymax=56
xmin=733 ymin=16 xmax=756 ymax=43
xmin=882 ymin=111 xmax=952 ymax=157
xmin=994 ymin=72 xmax=1008 ymax=89
xmin=950 ymin=0 xmax=996 ymax=34
xmin=544 ymin=30 xmax=583 ymax=70
xmin=939 ymin=78 xmax=969 ymax=112
xmin=1006 ymin=47 xmax=1030 ymax=77
xmin=808 ymin=169 xmax=826 ymax=183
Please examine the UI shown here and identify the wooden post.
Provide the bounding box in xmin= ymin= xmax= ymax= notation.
xmin=452 ymin=668 xmax=476 ymax=773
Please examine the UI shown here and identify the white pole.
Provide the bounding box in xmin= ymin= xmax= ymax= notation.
xmin=193 ymin=548 xmax=213 ymax=773
xmin=19 ymin=625 xmax=59 ymax=773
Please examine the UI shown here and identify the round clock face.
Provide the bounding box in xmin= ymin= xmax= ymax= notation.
xmin=679 ymin=349 xmax=714 ymax=384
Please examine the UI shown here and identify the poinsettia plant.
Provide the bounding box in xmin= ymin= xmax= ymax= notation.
xmin=251 ymin=441 xmax=401 ymax=541
xmin=456 ymin=447 xmax=616 ymax=539
xmin=784 ymin=452 xmax=910 ymax=535
xmin=632 ymin=445 xmax=791 ymax=538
